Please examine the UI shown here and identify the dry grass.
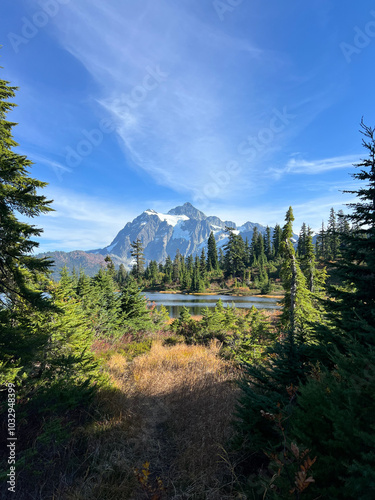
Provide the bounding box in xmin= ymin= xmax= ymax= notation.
xmin=60 ymin=341 xmax=241 ymax=499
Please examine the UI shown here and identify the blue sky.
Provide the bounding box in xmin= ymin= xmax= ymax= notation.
xmin=2 ymin=0 xmax=375 ymax=253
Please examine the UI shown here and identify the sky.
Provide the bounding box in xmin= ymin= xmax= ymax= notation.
xmin=1 ymin=0 xmax=375 ymax=253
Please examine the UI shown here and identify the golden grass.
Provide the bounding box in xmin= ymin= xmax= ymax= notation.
xmin=61 ymin=341 xmax=241 ymax=499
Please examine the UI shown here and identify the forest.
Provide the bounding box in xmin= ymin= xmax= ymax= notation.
xmin=1 ymin=75 xmax=375 ymax=499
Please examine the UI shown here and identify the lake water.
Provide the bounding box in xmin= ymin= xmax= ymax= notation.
xmin=144 ymin=292 xmax=281 ymax=318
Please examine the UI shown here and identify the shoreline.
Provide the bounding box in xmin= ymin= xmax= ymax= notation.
xmin=145 ymin=289 xmax=284 ymax=299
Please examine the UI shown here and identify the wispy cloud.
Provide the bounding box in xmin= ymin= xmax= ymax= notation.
xmin=269 ymin=153 xmax=360 ymax=179
xmin=49 ymin=1 xmax=298 ymax=200
xmin=31 ymin=187 xmax=141 ymax=253
xmin=27 ymin=153 xmax=72 ymax=180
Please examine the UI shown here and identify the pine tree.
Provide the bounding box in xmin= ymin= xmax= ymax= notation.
xmin=207 ymin=231 xmax=219 ymax=271
xmin=236 ymin=208 xmax=320 ymax=471
xmin=119 ymin=276 xmax=152 ymax=330
xmin=90 ymin=267 xmax=121 ymax=337
xmin=0 ymin=75 xmax=55 ymax=384
xmin=199 ymin=248 xmax=207 ymax=276
xmin=265 ymin=225 xmax=272 ymax=259
xmin=116 ymin=263 xmax=128 ymax=286
xmin=130 ymin=238 xmax=145 ymax=279
xmin=287 ymin=122 xmax=375 ymax=498
xmin=297 ymin=222 xmax=308 ymax=257
xmin=279 ymin=208 xmax=318 ymax=343
xmin=329 ymin=121 xmax=375 ymax=345
xmin=104 ymin=254 xmax=116 ymax=275
xmin=299 ymin=226 xmax=326 ymax=295
xmin=327 ymin=207 xmax=339 ymax=260
xmin=163 ymin=255 xmax=173 ymax=284
xmin=0 ymin=76 xmax=53 ymax=311
xmin=316 ymin=221 xmax=326 ymax=260
xmin=172 ymin=250 xmax=182 ymax=282
xmin=272 ymin=223 xmax=282 ymax=258
xmin=224 ymin=227 xmax=245 ymax=277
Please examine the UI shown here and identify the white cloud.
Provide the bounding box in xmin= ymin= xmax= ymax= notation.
xmin=31 ymin=187 xmax=141 ymax=253
xmin=49 ymin=1 xmax=296 ymax=200
xmin=270 ymin=153 xmax=360 ymax=178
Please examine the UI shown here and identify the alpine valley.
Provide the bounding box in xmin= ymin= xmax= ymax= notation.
xmin=37 ymin=202 xmax=291 ymax=278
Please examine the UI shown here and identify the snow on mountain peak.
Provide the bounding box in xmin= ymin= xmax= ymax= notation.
xmin=144 ymin=209 xmax=189 ymax=227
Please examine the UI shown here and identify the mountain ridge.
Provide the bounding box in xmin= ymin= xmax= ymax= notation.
xmin=37 ymin=202 xmax=279 ymax=277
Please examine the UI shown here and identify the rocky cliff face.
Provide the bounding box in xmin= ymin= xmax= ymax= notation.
xmin=89 ymin=202 xmax=268 ymax=269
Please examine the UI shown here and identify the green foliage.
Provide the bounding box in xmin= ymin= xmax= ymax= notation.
xmin=235 ymin=206 xmax=323 ymax=488
xmin=207 ymin=231 xmax=219 ymax=270
xmin=130 ymin=238 xmax=145 ymax=279
xmin=119 ymin=276 xmax=153 ymax=331
xmin=290 ymin=344 xmax=375 ymax=499
xmin=0 ymin=77 xmax=54 ymax=312
xmin=150 ymin=303 xmax=170 ymax=328
xmin=172 ymin=306 xmax=198 ymax=340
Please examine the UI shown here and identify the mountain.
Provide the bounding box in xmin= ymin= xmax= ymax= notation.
xmin=38 ymin=203 xmax=282 ymax=276
xmin=88 ymin=202 xmax=267 ymax=269
xmin=36 ymin=250 xmax=108 ymax=280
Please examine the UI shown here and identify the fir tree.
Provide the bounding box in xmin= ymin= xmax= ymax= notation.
xmin=265 ymin=225 xmax=272 ymax=259
xmin=327 ymin=207 xmax=339 ymax=260
xmin=297 ymin=222 xmax=308 ymax=257
xmin=0 ymin=76 xmax=54 ymax=311
xmin=0 ymin=75 xmax=55 ymax=384
xmin=130 ymin=238 xmax=145 ymax=279
xmin=207 ymin=231 xmax=219 ymax=271
xmin=287 ymin=122 xmax=375 ymax=498
xmin=163 ymin=255 xmax=173 ymax=284
xmin=199 ymin=248 xmax=207 ymax=276
xmin=172 ymin=250 xmax=182 ymax=282
xmin=119 ymin=276 xmax=152 ymax=330
xmin=329 ymin=121 xmax=375 ymax=345
xmin=272 ymin=223 xmax=282 ymax=258
xmin=224 ymin=227 xmax=245 ymax=277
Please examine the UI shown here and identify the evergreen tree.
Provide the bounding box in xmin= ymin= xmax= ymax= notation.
xmin=199 ymin=248 xmax=207 ymax=276
xmin=336 ymin=209 xmax=351 ymax=255
xmin=316 ymin=221 xmax=326 ymax=259
xmin=91 ymin=267 xmax=121 ymax=336
xmin=279 ymin=208 xmax=318 ymax=343
xmin=116 ymin=263 xmax=128 ymax=286
xmin=104 ymin=254 xmax=116 ymax=275
xmin=250 ymin=226 xmax=259 ymax=264
xmin=119 ymin=276 xmax=152 ymax=330
xmin=224 ymin=227 xmax=246 ymax=277
xmin=236 ymin=208 xmax=320 ymax=473
xmin=286 ymin=122 xmax=375 ymax=498
xmin=265 ymin=225 xmax=272 ymax=259
xmin=145 ymin=260 xmax=158 ymax=286
xmin=218 ymin=247 xmax=225 ymax=270
xmin=327 ymin=207 xmax=339 ymax=260
xmin=163 ymin=255 xmax=173 ymax=284
xmin=130 ymin=238 xmax=145 ymax=279
xmin=272 ymin=223 xmax=282 ymax=258
xmin=297 ymin=222 xmax=308 ymax=257
xmin=330 ymin=120 xmax=375 ymax=345
xmin=0 ymin=75 xmax=56 ymax=384
xmin=0 ymin=76 xmax=53 ymax=312
xmin=207 ymin=231 xmax=219 ymax=271
xmin=172 ymin=250 xmax=182 ymax=282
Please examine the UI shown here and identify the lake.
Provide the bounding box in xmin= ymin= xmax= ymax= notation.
xmin=144 ymin=292 xmax=281 ymax=318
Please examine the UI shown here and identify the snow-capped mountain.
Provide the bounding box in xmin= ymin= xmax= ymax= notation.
xmin=89 ymin=202 xmax=268 ymax=269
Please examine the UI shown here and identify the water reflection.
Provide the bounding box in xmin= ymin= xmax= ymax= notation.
xmin=144 ymin=292 xmax=281 ymax=318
